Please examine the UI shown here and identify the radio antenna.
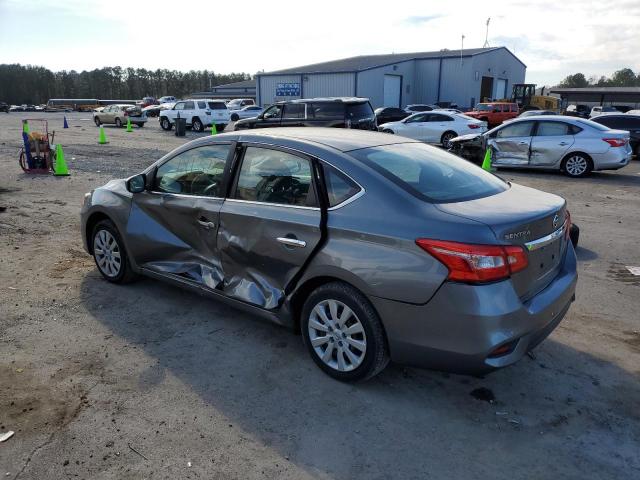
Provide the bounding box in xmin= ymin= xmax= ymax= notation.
xmin=483 ymin=17 xmax=491 ymax=48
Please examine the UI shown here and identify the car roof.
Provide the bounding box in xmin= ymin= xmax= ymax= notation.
xmin=192 ymin=127 xmax=417 ymax=152
xmin=275 ymin=97 xmax=370 ymax=105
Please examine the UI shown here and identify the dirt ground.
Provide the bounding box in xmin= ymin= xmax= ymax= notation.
xmin=0 ymin=112 xmax=639 ymax=479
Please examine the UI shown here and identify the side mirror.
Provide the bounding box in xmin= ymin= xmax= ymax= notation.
xmin=257 ymin=113 xmax=265 ymax=119
xmin=126 ymin=173 xmax=146 ymax=193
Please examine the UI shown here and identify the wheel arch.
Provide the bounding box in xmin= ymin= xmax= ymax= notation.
xmin=85 ymin=211 xmax=113 ymax=254
xmin=561 ymin=150 xmax=594 ymax=170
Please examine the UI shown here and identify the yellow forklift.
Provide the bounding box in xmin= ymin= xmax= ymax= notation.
xmin=508 ymin=83 xmax=560 ymax=112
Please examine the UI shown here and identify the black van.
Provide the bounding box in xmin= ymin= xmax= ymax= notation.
xmin=233 ymin=97 xmax=376 ymax=131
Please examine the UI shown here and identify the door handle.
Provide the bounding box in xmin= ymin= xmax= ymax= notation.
xmin=197 ymin=217 xmax=216 ymax=229
xmin=276 ymin=237 xmax=306 ymax=248
xmin=518 ymin=141 xmax=529 ymax=145
xmin=558 ymin=142 xmax=569 ymax=146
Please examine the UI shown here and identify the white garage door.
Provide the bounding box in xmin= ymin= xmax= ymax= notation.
xmin=383 ymin=75 xmax=401 ymax=107
xmin=496 ymin=79 xmax=507 ymax=99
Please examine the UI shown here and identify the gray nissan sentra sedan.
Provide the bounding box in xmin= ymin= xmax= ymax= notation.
xmin=80 ymin=128 xmax=577 ymax=382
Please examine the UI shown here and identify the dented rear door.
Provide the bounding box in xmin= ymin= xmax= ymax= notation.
xmin=217 ymin=145 xmax=322 ymax=309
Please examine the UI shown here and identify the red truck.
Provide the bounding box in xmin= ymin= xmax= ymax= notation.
xmin=464 ymin=102 xmax=519 ymax=127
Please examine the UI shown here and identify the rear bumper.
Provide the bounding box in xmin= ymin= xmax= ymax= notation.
xmin=371 ymin=243 xmax=578 ymax=375
xmin=592 ymin=148 xmax=632 ymax=170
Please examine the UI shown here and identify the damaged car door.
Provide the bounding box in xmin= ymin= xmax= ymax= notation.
xmin=217 ymin=145 xmax=322 ymax=309
xmin=488 ymin=120 xmax=534 ymax=166
xmin=126 ymin=143 xmax=233 ymax=288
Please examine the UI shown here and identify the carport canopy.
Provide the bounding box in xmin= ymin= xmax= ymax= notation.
xmin=550 ymin=87 xmax=640 ymax=106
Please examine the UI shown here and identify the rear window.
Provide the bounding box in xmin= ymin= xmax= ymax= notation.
xmin=208 ymin=102 xmax=227 ymax=110
xmin=346 ymin=102 xmax=374 ymax=119
xmin=349 ymin=143 xmax=508 ymax=203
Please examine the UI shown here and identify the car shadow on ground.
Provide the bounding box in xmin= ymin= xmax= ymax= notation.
xmin=575 ymin=246 xmax=598 ymax=261
xmin=496 ymin=166 xmax=640 ymax=187
xmin=79 ymin=272 xmax=640 ymax=479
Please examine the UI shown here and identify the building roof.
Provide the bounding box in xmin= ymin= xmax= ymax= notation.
xmin=549 ymin=87 xmax=640 ymax=103
xmin=261 ymin=47 xmax=520 ymax=75
xmin=212 ymin=79 xmax=256 ymax=89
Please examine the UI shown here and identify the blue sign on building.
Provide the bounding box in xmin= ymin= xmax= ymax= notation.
xmin=276 ymin=82 xmax=301 ymax=96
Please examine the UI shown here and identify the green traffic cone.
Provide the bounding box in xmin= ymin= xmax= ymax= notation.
xmin=126 ymin=117 xmax=133 ymax=132
xmin=211 ymin=123 xmax=217 ymax=135
xmin=98 ymin=125 xmax=108 ymax=144
xmin=22 ymin=120 xmax=29 ymax=134
xmin=54 ymin=144 xmax=70 ymax=176
xmin=481 ymin=148 xmax=493 ymax=172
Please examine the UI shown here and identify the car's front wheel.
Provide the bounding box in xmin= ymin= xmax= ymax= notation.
xmin=91 ymin=219 xmax=137 ymax=284
xmin=230 ymin=113 xmax=239 ymax=121
xmin=562 ymin=153 xmax=593 ymax=178
xmin=160 ymin=117 xmax=172 ymax=131
xmin=94 ymin=117 xmax=101 ymax=127
xmin=301 ymin=282 xmax=389 ymax=382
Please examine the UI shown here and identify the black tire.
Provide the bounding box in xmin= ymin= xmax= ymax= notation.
xmin=440 ymin=130 xmax=458 ymax=149
xmin=301 ymin=282 xmax=390 ymax=382
xmin=569 ymin=223 xmax=580 ymax=248
xmin=230 ymin=113 xmax=239 ymax=121
xmin=91 ymin=219 xmax=137 ymax=284
xmin=217 ymin=124 xmax=226 ymax=132
xmin=192 ymin=117 xmax=204 ymax=132
xmin=561 ymin=153 xmax=593 ymax=178
xmin=115 ymin=118 xmax=122 ymax=128
xmin=137 ymin=123 xmax=144 ymax=128
xmin=160 ymin=117 xmax=172 ymax=131
xmin=382 ymin=129 xmax=394 ymax=134
xmin=94 ymin=117 xmax=101 ymax=127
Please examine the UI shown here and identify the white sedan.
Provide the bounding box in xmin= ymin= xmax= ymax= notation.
xmin=378 ymin=111 xmax=487 ymax=148
xmin=229 ymin=105 xmax=264 ymax=122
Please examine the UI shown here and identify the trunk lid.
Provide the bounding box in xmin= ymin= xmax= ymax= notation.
xmin=435 ymin=183 xmax=567 ymax=299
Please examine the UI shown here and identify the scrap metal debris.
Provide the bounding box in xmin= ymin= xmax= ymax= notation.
xmin=0 ymin=431 xmax=15 ymax=443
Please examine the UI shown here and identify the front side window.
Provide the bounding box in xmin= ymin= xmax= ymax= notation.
xmin=406 ymin=113 xmax=428 ymax=123
xmin=535 ymin=121 xmax=572 ymax=136
xmin=495 ymin=121 xmax=534 ymax=138
xmin=283 ymin=103 xmax=305 ymax=119
xmin=154 ymin=145 xmax=231 ymax=196
xmin=183 ymin=101 xmax=195 ymax=110
xmin=234 ymin=147 xmax=314 ymax=206
xmin=198 ymin=101 xmax=206 ymax=109
xmin=263 ymin=105 xmax=283 ymax=119
xmin=173 ymin=102 xmax=185 ymax=111
xmin=349 ymin=143 xmax=508 ymax=203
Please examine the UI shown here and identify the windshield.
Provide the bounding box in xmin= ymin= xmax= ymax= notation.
xmin=349 ymin=143 xmax=508 ymax=203
xmin=474 ymin=104 xmax=494 ymax=111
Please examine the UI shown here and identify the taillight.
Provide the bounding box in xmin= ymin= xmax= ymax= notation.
xmin=415 ymin=239 xmax=528 ymax=283
xmin=564 ymin=210 xmax=572 ymax=241
xmin=603 ymin=138 xmax=626 ymax=147
xmin=469 ymin=124 xmax=481 ymax=129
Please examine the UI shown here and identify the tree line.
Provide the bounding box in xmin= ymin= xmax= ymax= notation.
xmin=557 ymin=68 xmax=640 ymax=88
xmin=0 ymin=64 xmax=252 ymax=104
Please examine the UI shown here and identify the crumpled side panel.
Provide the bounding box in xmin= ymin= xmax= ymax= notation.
xmin=223 ymin=270 xmax=282 ymax=310
xmin=145 ymin=261 xmax=224 ymax=290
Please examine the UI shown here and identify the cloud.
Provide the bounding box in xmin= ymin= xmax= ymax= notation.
xmin=404 ymin=14 xmax=445 ymax=25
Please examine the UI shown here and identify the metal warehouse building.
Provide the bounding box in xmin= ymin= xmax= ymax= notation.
xmin=256 ymin=47 xmax=526 ymax=109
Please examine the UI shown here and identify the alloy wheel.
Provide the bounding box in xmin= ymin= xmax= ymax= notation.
xmin=442 ymin=132 xmax=456 ymax=149
xmin=565 ymin=155 xmax=588 ymax=176
xmin=307 ymin=299 xmax=367 ymax=372
xmin=93 ymin=229 xmax=122 ymax=278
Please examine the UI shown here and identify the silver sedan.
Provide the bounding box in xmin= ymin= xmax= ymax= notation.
xmin=449 ymin=116 xmax=632 ymax=177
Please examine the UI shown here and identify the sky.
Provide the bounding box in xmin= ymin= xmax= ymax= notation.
xmin=1 ymin=0 xmax=639 ymax=86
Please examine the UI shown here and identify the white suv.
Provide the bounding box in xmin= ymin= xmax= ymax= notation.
xmin=159 ymin=99 xmax=230 ymax=132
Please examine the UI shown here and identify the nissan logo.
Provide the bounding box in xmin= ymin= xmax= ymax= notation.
xmin=553 ymin=214 xmax=560 ymax=229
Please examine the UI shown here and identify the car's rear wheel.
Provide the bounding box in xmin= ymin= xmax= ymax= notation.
xmin=382 ymin=129 xmax=394 ymax=134
xmin=301 ymin=282 xmax=389 ymax=382
xmin=137 ymin=123 xmax=144 ymax=128
xmin=160 ymin=117 xmax=172 ymax=131
xmin=192 ymin=117 xmax=204 ymax=132
xmin=94 ymin=117 xmax=101 ymax=127
xmin=115 ymin=118 xmax=122 ymax=128
xmin=441 ymin=131 xmax=458 ymax=149
xmin=562 ymin=153 xmax=592 ymax=178
xmin=91 ymin=219 xmax=137 ymax=284
xmin=230 ymin=113 xmax=239 ymax=121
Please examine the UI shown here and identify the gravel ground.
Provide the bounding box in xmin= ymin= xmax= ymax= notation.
xmin=0 ymin=112 xmax=639 ymax=479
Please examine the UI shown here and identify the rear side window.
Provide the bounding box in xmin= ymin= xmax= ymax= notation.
xmin=578 ymin=119 xmax=609 ymax=131
xmin=309 ymin=102 xmax=344 ymax=119
xmin=323 ymin=164 xmax=361 ymax=207
xmin=283 ymin=103 xmax=305 ymax=118
xmin=535 ymin=121 xmax=572 ymax=136
xmin=349 ymin=143 xmax=508 ymax=203
xmin=346 ymin=102 xmax=374 ymax=119
xmin=208 ymin=102 xmax=227 ymax=110
xmin=429 ymin=114 xmax=453 ymax=122
xmin=234 ymin=147 xmax=316 ymax=207
xmin=496 ymin=121 xmax=534 ymax=138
